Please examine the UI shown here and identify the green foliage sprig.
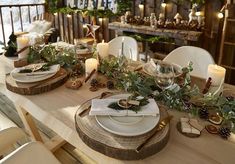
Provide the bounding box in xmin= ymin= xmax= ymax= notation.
xmin=108 ymin=97 xmax=149 ymax=113
xmin=99 ymin=56 xmax=126 ymax=78
xmin=126 ymin=33 xmax=174 ymax=44
xmin=116 ymin=0 xmax=132 ymax=15
xmin=28 ymin=44 xmax=83 ymax=71
xmin=116 ymin=71 xmax=155 ymax=97
xmin=191 ymin=94 xmax=235 ymax=132
xmin=99 ymin=56 xmax=235 ymax=132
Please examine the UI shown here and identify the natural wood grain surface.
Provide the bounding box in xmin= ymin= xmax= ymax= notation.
xmin=75 ymin=105 xmax=170 ymax=160
xmin=5 ymin=68 xmax=68 ymax=95
xmin=109 ymin=22 xmax=202 ymax=42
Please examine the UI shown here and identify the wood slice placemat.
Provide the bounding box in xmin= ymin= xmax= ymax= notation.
xmin=75 ymin=103 xmax=170 ymax=160
xmin=6 ymin=68 xmax=68 ymax=95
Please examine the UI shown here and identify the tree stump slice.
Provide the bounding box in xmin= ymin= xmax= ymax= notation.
xmin=75 ymin=104 xmax=170 ymax=160
xmin=5 ymin=68 xmax=68 ymax=95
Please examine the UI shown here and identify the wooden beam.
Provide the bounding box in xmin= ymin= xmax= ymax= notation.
xmin=14 ymin=104 xmax=43 ymax=142
xmin=45 ymin=135 xmax=66 ymax=153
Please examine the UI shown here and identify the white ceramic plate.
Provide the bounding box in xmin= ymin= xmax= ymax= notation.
xmin=95 ymin=94 xmax=160 ymax=136
xmin=109 ymin=115 xmax=144 ymax=125
xmin=143 ymin=59 xmax=183 ymax=77
xmin=10 ymin=64 xmax=60 ymax=83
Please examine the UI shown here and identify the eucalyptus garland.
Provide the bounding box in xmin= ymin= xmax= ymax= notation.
xmin=98 ymin=56 xmax=235 ymax=132
xmin=27 ymin=44 xmax=84 ymax=74
xmin=125 ymin=33 xmax=174 ymax=44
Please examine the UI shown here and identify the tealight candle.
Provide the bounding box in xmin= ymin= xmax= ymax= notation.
xmin=97 ymin=40 xmax=109 ymax=58
xmin=17 ymin=36 xmax=29 ymax=59
xmin=85 ymin=58 xmax=98 ymax=77
xmin=207 ymin=64 xmax=226 ymax=86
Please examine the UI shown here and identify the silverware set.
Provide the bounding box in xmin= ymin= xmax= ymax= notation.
xmin=135 ymin=115 xmax=173 ymax=153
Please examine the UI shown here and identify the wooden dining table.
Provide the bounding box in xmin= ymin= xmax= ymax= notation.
xmin=0 ymin=55 xmax=235 ymax=164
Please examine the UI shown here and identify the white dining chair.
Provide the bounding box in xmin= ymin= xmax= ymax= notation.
xmin=0 ymin=126 xmax=60 ymax=164
xmin=108 ymin=36 xmax=139 ymax=61
xmin=0 ymin=141 xmax=61 ymax=164
xmin=163 ymin=46 xmax=215 ymax=78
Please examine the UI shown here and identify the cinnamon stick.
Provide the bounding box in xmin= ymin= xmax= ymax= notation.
xmin=14 ymin=46 xmax=29 ymax=56
xmin=84 ymin=69 xmax=96 ymax=83
xmin=202 ymin=77 xmax=212 ymax=94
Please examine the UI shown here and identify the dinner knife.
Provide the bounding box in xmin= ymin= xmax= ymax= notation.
xmin=135 ymin=115 xmax=173 ymax=153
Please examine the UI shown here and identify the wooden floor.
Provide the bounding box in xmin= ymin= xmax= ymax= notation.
xmin=0 ymin=92 xmax=94 ymax=164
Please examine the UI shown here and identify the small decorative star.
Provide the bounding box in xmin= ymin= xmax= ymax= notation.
xmin=86 ymin=23 xmax=100 ymax=39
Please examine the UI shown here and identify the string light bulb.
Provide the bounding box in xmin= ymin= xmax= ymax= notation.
xmin=218 ymin=12 xmax=224 ymax=19
xmin=53 ymin=13 xmax=57 ymax=16
xmin=139 ymin=0 xmax=144 ymax=18
xmin=161 ymin=0 xmax=167 ymax=8
xmin=138 ymin=3 xmax=144 ymax=9
xmin=99 ymin=18 xmax=103 ymax=22
xmin=67 ymin=14 xmax=71 ymax=18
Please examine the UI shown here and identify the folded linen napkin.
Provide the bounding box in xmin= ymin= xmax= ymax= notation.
xmin=89 ymin=99 xmax=159 ymax=116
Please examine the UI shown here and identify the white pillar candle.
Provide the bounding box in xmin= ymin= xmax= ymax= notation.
xmin=97 ymin=40 xmax=109 ymax=58
xmin=17 ymin=36 xmax=29 ymax=59
xmin=85 ymin=58 xmax=98 ymax=77
xmin=207 ymin=64 xmax=226 ymax=86
xmin=139 ymin=4 xmax=144 ymax=18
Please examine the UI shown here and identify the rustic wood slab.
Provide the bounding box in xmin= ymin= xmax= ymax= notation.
xmin=109 ymin=22 xmax=202 ymax=42
xmin=5 ymin=68 xmax=68 ymax=95
xmin=75 ymin=104 xmax=170 ymax=160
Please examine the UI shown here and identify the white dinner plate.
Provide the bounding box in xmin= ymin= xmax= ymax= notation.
xmin=10 ymin=64 xmax=60 ymax=83
xmin=95 ymin=94 xmax=160 ymax=136
xmin=143 ymin=59 xmax=183 ymax=77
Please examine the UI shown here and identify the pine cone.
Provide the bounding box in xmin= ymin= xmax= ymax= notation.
xmin=107 ymin=81 xmax=114 ymax=90
xmin=183 ymin=101 xmax=192 ymax=111
xmin=226 ymin=96 xmax=234 ymax=102
xmin=90 ymin=79 xmax=99 ymax=87
xmin=218 ymin=127 xmax=231 ymax=139
xmin=198 ymin=108 xmax=209 ymax=119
